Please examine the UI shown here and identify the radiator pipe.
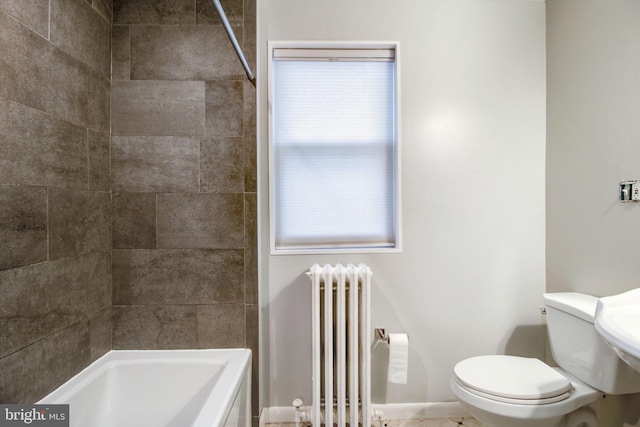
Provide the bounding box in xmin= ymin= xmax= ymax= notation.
xmin=292 ymin=398 xmax=310 ymax=427
xmin=211 ymin=0 xmax=256 ymax=86
xmin=373 ymin=409 xmax=388 ymax=427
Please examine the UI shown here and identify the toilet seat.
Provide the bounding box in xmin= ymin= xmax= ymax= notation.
xmin=454 ymin=355 xmax=572 ymax=405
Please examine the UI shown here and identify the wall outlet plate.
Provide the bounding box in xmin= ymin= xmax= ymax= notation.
xmin=620 ymin=180 xmax=640 ymax=203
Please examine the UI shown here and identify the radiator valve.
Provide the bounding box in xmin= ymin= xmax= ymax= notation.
xmin=292 ymin=399 xmax=310 ymax=426
xmin=372 ymin=409 xmax=388 ymax=427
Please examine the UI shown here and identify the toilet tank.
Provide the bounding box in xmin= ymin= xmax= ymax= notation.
xmin=544 ymin=292 xmax=640 ymax=395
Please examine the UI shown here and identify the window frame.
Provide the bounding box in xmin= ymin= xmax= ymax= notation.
xmin=268 ymin=41 xmax=402 ymax=255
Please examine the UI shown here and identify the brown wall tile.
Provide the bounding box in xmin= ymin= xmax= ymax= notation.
xmin=246 ymin=304 xmax=259 ymax=417
xmin=113 ymin=192 xmax=156 ymax=249
xmin=106 ymin=0 xmax=257 ymax=412
xmin=130 ymin=25 xmax=245 ymax=81
xmin=112 ymin=136 xmax=199 ymax=192
xmin=112 ymin=305 xmax=197 ymax=349
xmin=0 ymin=0 xmax=112 ymax=405
xmin=0 ymin=12 xmax=109 ymax=132
xmin=49 ymin=189 xmax=111 ymax=260
xmin=243 ymin=80 xmax=257 ymax=139
xmin=50 ymin=0 xmax=112 ymax=78
xmin=201 ymin=137 xmax=244 ymax=192
xmin=243 ymin=82 xmax=257 ymax=192
xmin=111 ymin=80 xmax=205 ymax=137
xmin=0 ymin=314 xmax=81 ymax=364
xmin=206 ymin=80 xmax=244 ymax=137
xmin=113 ymin=0 xmax=195 ymax=25
xmin=244 ymin=193 xmax=258 ymax=305
xmin=243 ymin=137 xmax=257 ymax=194
xmin=0 ymin=0 xmax=49 ymax=38
xmin=112 ymin=249 xmax=133 ymax=305
xmin=243 ymin=0 xmax=256 ymax=72
xmin=113 ymin=249 xmax=244 ymax=305
xmin=157 ymin=193 xmax=244 ymax=248
xmin=197 ymin=304 xmax=246 ymax=348
xmin=112 ymin=25 xmax=130 ymax=80
xmin=0 ymin=322 xmax=91 ymax=403
xmin=0 ymin=253 xmax=111 ymax=359
xmin=0 ymin=98 xmax=88 ymax=189
xmin=92 ymin=0 xmax=113 ymax=23
xmin=88 ymin=130 xmax=111 ymax=191
xmin=0 ymin=186 xmax=47 ymax=270
xmin=196 ymin=0 xmax=243 ymax=26
xmin=90 ymin=307 xmax=112 ymax=361
xmin=87 ymin=70 xmax=111 ymax=133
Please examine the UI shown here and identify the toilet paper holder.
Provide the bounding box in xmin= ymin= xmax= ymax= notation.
xmin=375 ymin=328 xmax=390 ymax=343
xmin=375 ymin=328 xmax=408 ymax=344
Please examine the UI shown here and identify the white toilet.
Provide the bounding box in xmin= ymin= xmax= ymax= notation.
xmin=451 ymin=292 xmax=640 ymax=427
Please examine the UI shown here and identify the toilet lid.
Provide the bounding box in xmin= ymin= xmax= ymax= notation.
xmin=454 ymin=355 xmax=572 ymax=402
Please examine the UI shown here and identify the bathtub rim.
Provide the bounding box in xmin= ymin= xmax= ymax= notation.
xmin=37 ymin=348 xmax=252 ymax=427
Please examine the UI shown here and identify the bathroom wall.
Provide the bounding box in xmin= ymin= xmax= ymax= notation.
xmin=0 ymin=0 xmax=112 ymax=402
xmin=109 ymin=0 xmax=258 ymax=418
xmin=257 ymin=0 xmax=546 ymax=407
xmin=546 ymin=0 xmax=640 ymax=297
xmin=547 ymin=3 xmax=640 ymax=424
xmin=0 ymin=0 xmax=257 ymax=409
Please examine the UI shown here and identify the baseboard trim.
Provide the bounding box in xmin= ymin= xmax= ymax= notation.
xmin=371 ymin=402 xmax=470 ymax=420
xmin=260 ymin=402 xmax=470 ymax=424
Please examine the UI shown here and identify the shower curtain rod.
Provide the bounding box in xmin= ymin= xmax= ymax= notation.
xmin=212 ymin=0 xmax=256 ymax=86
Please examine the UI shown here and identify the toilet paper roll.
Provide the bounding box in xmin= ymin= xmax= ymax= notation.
xmin=387 ymin=333 xmax=409 ymax=384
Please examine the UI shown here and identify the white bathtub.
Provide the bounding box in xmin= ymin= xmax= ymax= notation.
xmin=38 ymin=349 xmax=251 ymax=427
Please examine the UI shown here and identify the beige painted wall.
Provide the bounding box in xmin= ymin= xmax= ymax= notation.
xmin=258 ymin=0 xmax=546 ymax=407
xmin=546 ymin=0 xmax=640 ymax=297
xmin=547 ymin=1 xmax=640 ymax=425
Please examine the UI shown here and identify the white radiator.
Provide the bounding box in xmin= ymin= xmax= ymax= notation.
xmin=307 ymin=264 xmax=372 ymax=427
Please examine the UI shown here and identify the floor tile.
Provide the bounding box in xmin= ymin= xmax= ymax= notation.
xmin=265 ymin=418 xmax=481 ymax=427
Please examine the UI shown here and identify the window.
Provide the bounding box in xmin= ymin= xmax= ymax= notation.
xmin=269 ymin=43 xmax=401 ymax=254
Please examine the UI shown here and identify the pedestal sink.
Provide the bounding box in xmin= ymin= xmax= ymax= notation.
xmin=595 ymin=288 xmax=640 ymax=373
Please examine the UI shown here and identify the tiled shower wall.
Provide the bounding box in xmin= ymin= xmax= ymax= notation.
xmin=109 ymin=0 xmax=258 ymax=418
xmin=0 ymin=0 xmax=112 ymax=402
xmin=0 ymin=0 xmax=257 ymax=411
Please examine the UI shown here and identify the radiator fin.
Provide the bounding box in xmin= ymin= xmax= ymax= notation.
xmin=308 ymin=263 xmax=371 ymax=427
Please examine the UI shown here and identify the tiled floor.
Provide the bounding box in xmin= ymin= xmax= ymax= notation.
xmin=383 ymin=418 xmax=481 ymax=427
xmin=267 ymin=419 xmax=481 ymax=427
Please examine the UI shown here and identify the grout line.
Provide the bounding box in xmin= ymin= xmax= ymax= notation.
xmin=86 ymin=128 xmax=91 ymax=190
xmin=154 ymin=193 xmax=158 ymax=249
xmin=195 ymin=304 xmax=200 ymax=348
xmin=46 ymin=187 xmax=50 ymax=262
xmin=127 ymin=24 xmax=131 ymax=80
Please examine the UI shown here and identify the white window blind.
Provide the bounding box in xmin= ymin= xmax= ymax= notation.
xmin=271 ymin=46 xmax=399 ymax=252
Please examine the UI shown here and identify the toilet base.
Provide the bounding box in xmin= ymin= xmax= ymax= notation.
xmin=451 ymin=369 xmax=600 ymax=427
xmin=459 ymin=401 xmax=563 ymax=427
xmin=462 ymin=406 xmax=597 ymax=427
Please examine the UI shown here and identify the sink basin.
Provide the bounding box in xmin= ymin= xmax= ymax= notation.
xmin=595 ymin=288 xmax=640 ymax=373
